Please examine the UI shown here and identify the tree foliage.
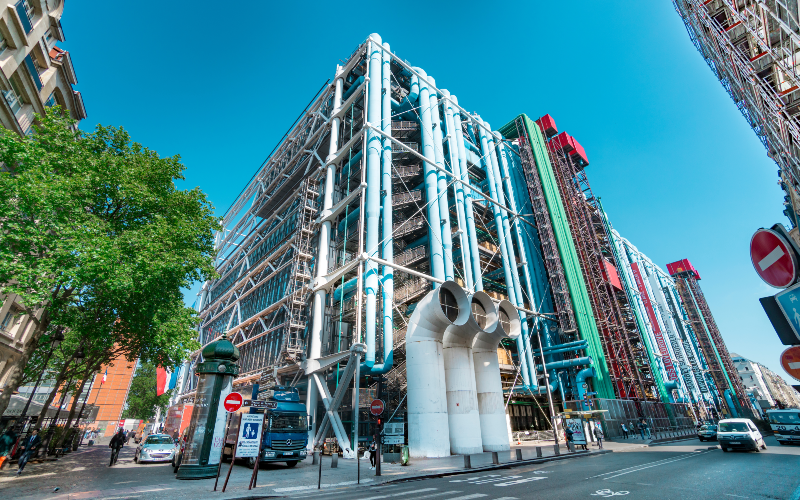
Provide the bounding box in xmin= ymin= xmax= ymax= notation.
xmin=121 ymin=363 xmax=171 ymax=421
xmin=0 ymin=109 xmax=217 ymax=415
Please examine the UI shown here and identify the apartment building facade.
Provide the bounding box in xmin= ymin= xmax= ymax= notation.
xmin=0 ymin=0 xmax=85 ymax=395
xmin=732 ymin=354 xmax=800 ymax=410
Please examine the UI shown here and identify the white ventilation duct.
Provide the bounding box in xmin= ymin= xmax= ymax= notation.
xmin=472 ymin=299 xmax=520 ymax=451
xmin=442 ymin=291 xmax=497 ymax=454
xmin=406 ymin=281 xmax=470 ymax=458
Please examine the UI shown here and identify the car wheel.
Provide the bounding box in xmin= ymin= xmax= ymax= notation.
xmin=721 ymin=447 xmax=728 ymax=452
xmin=754 ymin=445 xmax=761 ymax=452
xmin=286 ymin=461 xmax=298 ymax=467
xmin=761 ymin=441 xmax=768 ymax=450
xmin=699 ymin=438 xmax=704 ymax=442
xmin=779 ymin=441 xmax=787 ymax=446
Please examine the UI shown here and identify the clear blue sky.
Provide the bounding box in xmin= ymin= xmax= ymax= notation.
xmin=62 ymin=2 xmax=795 ymax=384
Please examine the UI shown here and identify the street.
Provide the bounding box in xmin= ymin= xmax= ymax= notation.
xmin=1 ymin=437 xmax=799 ymax=499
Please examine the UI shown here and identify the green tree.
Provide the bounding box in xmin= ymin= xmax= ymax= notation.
xmin=0 ymin=108 xmax=217 ymax=416
xmin=121 ymin=363 xmax=171 ymax=421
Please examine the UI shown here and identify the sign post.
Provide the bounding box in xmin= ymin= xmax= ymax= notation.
xmin=780 ymin=346 xmax=800 ymax=382
xmin=750 ymin=228 xmax=798 ymax=288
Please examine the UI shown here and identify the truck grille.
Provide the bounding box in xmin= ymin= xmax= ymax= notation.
xmin=270 ymin=439 xmax=304 ymax=451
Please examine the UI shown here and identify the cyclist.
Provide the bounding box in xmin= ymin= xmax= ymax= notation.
xmin=109 ymin=428 xmax=126 ymax=466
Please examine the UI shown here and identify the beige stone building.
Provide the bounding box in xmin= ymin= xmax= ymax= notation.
xmin=0 ymin=0 xmax=84 ymax=394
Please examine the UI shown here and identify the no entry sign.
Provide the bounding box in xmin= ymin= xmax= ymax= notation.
xmin=223 ymin=392 xmax=243 ymax=412
xmin=781 ymin=346 xmax=800 ymax=382
xmin=750 ymin=229 xmax=798 ymax=288
xmin=369 ymin=399 xmax=385 ymax=416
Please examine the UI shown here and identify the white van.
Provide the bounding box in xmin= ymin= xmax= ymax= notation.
xmin=716 ymin=418 xmax=767 ymax=452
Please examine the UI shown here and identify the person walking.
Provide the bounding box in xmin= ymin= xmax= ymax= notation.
xmin=109 ymin=428 xmax=126 ymax=466
xmin=368 ymin=440 xmax=377 ymax=470
xmin=642 ymin=419 xmax=651 ymax=439
xmin=16 ymin=429 xmax=41 ymax=475
xmin=564 ymin=427 xmax=574 ymax=452
xmin=637 ymin=420 xmax=645 ymax=440
xmin=593 ymin=423 xmax=604 ymax=449
xmin=621 ymin=423 xmax=629 ymax=439
xmin=0 ymin=427 xmax=17 ymax=469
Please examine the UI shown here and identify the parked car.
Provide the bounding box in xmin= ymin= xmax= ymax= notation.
xmin=134 ymin=434 xmax=177 ymax=463
xmin=697 ymin=424 xmax=717 ymax=441
xmin=716 ymin=418 xmax=767 ymax=452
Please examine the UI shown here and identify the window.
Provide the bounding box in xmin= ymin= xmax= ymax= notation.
xmin=15 ymin=0 xmax=33 ymax=34
xmin=1 ymin=309 xmax=17 ymax=331
xmin=21 ymin=0 xmax=34 ymax=20
xmin=718 ymin=422 xmax=749 ymax=432
xmin=499 ymin=309 xmax=511 ymax=335
xmin=439 ymin=288 xmax=459 ymax=322
xmin=0 ymin=31 xmax=7 ymax=54
xmin=471 ymin=299 xmax=487 ymax=329
xmin=44 ymin=92 xmax=56 ymax=107
xmin=43 ymin=28 xmax=54 ymax=49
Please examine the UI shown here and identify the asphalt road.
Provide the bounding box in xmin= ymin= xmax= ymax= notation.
xmin=289 ymin=436 xmax=800 ymax=500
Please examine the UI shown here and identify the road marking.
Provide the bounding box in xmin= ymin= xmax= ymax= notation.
xmin=600 ymin=450 xmax=712 ymax=480
xmin=274 ymin=479 xmax=374 ymax=492
xmin=493 ymin=498 xmax=519 ymax=500
xmin=586 ymin=452 xmax=700 ymax=478
xmin=495 ymin=477 xmax=546 ymax=486
xmin=724 ymin=495 xmax=749 ymax=499
xmin=360 ymin=487 xmax=439 ymax=500
xmin=444 ymin=495 xmax=487 ymax=500
xmin=591 ymin=490 xmax=630 ymax=497
xmin=759 ymin=246 xmax=785 ymax=271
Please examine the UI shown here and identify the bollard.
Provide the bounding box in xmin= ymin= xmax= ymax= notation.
xmin=464 ymin=454 xmax=472 ymax=469
xmin=331 ymin=453 xmax=338 ymax=468
xmin=492 ymin=452 xmax=499 ymax=465
xmin=515 ymin=448 xmax=523 ymax=461
xmin=312 ymin=451 xmax=320 ymax=465
xmin=536 ymin=446 xmax=542 ymax=458
xmin=554 ymin=444 xmax=560 ymax=456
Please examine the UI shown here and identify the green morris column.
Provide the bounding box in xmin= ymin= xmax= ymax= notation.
xmin=176 ymin=333 xmax=239 ymax=479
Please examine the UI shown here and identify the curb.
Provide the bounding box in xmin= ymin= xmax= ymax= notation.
xmin=648 ymin=436 xmax=698 ymax=445
xmin=379 ymin=449 xmax=613 ymax=484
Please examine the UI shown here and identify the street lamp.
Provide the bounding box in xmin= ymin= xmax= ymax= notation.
xmin=18 ymin=327 xmax=65 ymax=429
xmin=177 ymin=333 xmax=239 ymax=480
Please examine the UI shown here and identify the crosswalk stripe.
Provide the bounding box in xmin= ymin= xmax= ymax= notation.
xmin=361 ymin=487 xmax=439 ymax=500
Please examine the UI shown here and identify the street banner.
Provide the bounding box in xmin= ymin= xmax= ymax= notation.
xmin=235 ymin=414 xmax=265 ymax=458
xmin=565 ymin=418 xmax=587 ymax=445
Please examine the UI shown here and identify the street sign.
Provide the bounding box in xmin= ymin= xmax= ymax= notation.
xmin=235 ymin=414 xmax=265 ymax=458
xmin=774 ymin=283 xmax=800 ymax=345
xmin=750 ymin=228 xmax=798 ymax=288
xmin=383 ymin=436 xmax=403 ymax=445
xmin=243 ymin=400 xmax=277 ymax=410
xmin=369 ymin=399 xmax=385 ymax=416
xmin=223 ymin=392 xmax=243 ymax=412
xmin=384 ymin=422 xmax=404 ymax=435
xmin=780 ymin=346 xmax=800 ymax=382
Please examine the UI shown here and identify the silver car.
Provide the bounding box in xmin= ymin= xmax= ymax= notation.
xmin=134 ymin=434 xmax=177 ymax=463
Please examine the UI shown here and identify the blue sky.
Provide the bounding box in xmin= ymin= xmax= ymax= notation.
xmin=63 ymin=2 xmax=795 ymax=383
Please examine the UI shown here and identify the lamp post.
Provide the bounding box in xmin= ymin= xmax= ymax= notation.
xmin=177 ymin=333 xmax=239 ymax=479
xmin=18 ymin=327 xmax=65 ymax=429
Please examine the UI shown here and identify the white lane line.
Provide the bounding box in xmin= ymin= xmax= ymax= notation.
xmin=275 ymin=479 xmax=374 ymax=492
xmin=759 ymin=246 xmax=785 ymax=271
xmin=587 ymin=452 xmax=699 ymax=478
xmin=724 ymin=495 xmax=749 ymax=499
xmin=360 ymin=487 xmax=439 ymax=500
xmin=445 ymin=495 xmax=487 ymax=500
xmin=602 ymin=450 xmax=712 ymax=480
xmin=495 ymin=477 xmax=547 ymax=486
xmin=493 ymin=498 xmax=519 ymax=500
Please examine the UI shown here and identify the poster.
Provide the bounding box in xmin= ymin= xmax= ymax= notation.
xmin=235 ymin=414 xmax=265 ymax=458
xmin=208 ymin=377 xmax=232 ymax=465
xmin=565 ymin=418 xmax=587 ymax=445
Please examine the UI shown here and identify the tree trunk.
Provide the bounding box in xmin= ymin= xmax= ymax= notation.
xmin=58 ymin=376 xmax=88 ymax=448
xmin=34 ymin=361 xmax=70 ymax=430
xmin=0 ymin=314 xmax=49 ymax=416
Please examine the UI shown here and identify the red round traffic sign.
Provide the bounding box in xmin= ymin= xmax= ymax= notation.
xmin=781 ymin=346 xmax=800 ymax=382
xmin=223 ymin=392 xmax=243 ymax=412
xmin=369 ymin=399 xmax=385 ymax=416
xmin=750 ymin=229 xmax=798 ymax=288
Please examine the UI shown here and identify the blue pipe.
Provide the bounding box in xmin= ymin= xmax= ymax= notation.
xmin=408 ymin=74 xmax=419 ymax=103
xmin=363 ymin=35 xmax=383 ymax=368
xmin=476 ymin=120 xmax=531 ymax=387
xmin=451 ymin=99 xmax=482 ymax=290
xmin=463 ymin=137 xmax=481 ymax=154
xmin=333 ymin=277 xmax=358 ymax=302
xmin=415 ymin=68 xmax=445 ymax=284
xmin=427 ymin=77 xmax=454 ymax=281
xmin=532 ymin=345 xmax=587 ymax=357
xmin=342 ymin=150 xmax=362 ymax=176
xmin=342 ymin=76 xmax=365 ymax=101
xmin=532 ymin=340 xmax=587 ymax=354
xmin=536 ymin=356 xmax=593 ymax=373
xmin=664 ymin=380 xmax=678 ymax=403
xmin=724 ymin=389 xmax=739 ymax=417
xmin=368 ymin=41 xmax=394 ymax=375
xmin=337 ymin=207 xmax=359 ymax=233
xmin=576 ymin=366 xmax=596 ymax=410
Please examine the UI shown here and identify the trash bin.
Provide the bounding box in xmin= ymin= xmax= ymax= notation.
xmin=401 ymin=446 xmax=409 ymax=466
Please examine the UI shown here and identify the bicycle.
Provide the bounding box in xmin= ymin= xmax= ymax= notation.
xmin=109 ymin=446 xmax=121 ymax=466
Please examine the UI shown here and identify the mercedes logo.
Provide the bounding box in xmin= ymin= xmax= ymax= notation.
xmin=286 ymin=439 xmax=292 ymax=446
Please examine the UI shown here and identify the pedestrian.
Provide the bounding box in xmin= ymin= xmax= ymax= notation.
xmin=368 ymin=440 xmax=377 ymax=470
xmin=0 ymin=427 xmax=17 ymax=469
xmin=644 ymin=420 xmax=651 ymax=439
xmin=125 ymin=430 xmax=132 ymax=444
xmin=593 ymin=423 xmax=604 ymax=449
xmin=128 ymin=430 xmax=136 ymax=443
xmin=16 ymin=429 xmax=41 ymax=475
xmin=172 ymin=430 xmax=179 ymax=442
xmin=621 ymin=423 xmax=629 ymax=439
xmin=637 ymin=420 xmax=645 ymax=439
xmin=564 ymin=427 xmax=574 ymax=452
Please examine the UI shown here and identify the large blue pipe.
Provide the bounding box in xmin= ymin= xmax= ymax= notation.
xmin=536 ymin=356 xmax=593 ymax=373
xmin=451 ymin=98 xmax=482 ymax=290
xmin=428 ymin=78 xmax=454 ymax=281
xmin=342 ymin=75 xmax=365 ymax=101
xmin=476 ymin=120 xmax=531 ymax=387
xmin=576 ymin=366 xmax=596 ymax=409
xmin=369 ymin=41 xmax=394 ymax=375
xmin=415 ymin=68 xmax=445 ymax=284
xmin=441 ymin=90 xmax=472 ymax=291
xmin=363 ymin=35 xmax=383 ymax=368
xmin=724 ymin=389 xmax=739 ymax=417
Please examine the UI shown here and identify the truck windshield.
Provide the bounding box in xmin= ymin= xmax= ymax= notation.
xmin=718 ymin=422 xmax=749 ymax=433
xmin=768 ymin=412 xmax=800 ymax=425
xmin=269 ymin=413 xmax=307 ymax=432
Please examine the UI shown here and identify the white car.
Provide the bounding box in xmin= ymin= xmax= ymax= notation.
xmin=134 ymin=434 xmax=177 ymax=463
xmin=716 ymin=418 xmax=767 ymax=452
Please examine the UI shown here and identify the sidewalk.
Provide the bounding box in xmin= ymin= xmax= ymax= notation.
xmin=0 ymin=440 xmax=609 ymax=499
